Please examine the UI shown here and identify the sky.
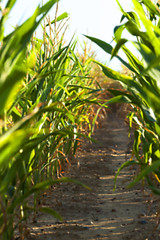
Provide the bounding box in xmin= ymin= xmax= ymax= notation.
xmin=4 ymin=0 xmax=134 ymax=70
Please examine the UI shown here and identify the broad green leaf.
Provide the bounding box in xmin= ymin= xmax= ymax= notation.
xmin=154 ymin=149 xmax=160 ymax=159
xmin=94 ymin=60 xmax=133 ymax=82
xmin=114 ymin=24 xmax=125 ymax=41
xmin=107 ymin=89 xmax=142 ymax=107
xmin=84 ymin=35 xmax=113 ymax=55
xmin=85 ymin=35 xmax=135 ymax=72
xmin=132 ymin=0 xmax=160 ymax=55
xmin=127 ymin=11 xmax=141 ymax=27
xmin=134 ymin=42 xmax=160 ymax=89
xmin=0 ymin=130 xmax=28 ymax=169
xmin=46 ymin=12 xmax=69 ymax=26
xmin=155 ymin=122 xmax=160 ymax=136
xmin=111 ymin=38 xmax=128 ymax=59
xmin=122 ymin=45 xmax=144 ymax=73
xmin=125 ymin=20 xmax=142 ymax=36
xmin=141 ymin=0 xmax=160 ymax=17
xmin=0 ymin=109 xmax=40 ymax=169
xmin=0 ymin=0 xmax=17 ymax=41
xmin=142 ymin=106 xmax=157 ymax=123
xmin=143 ymin=87 xmax=160 ymax=116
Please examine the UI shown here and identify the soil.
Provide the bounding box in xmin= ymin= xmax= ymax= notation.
xmin=25 ymin=111 xmax=160 ymax=240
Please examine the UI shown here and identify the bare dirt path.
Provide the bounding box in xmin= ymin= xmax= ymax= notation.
xmin=28 ymin=112 xmax=159 ymax=240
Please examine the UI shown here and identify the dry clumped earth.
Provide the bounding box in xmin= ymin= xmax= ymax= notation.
xmin=24 ymin=110 xmax=160 ymax=240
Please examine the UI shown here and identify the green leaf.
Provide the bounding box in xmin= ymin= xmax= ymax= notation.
xmin=114 ymin=160 xmax=138 ymax=191
xmin=84 ymin=35 xmax=134 ymax=72
xmin=115 ymin=0 xmax=132 ymax=20
xmin=90 ymin=107 xmax=102 ymax=136
xmin=127 ymin=11 xmax=141 ymax=27
xmin=135 ymin=42 xmax=160 ymax=89
xmin=125 ymin=20 xmax=142 ymax=36
xmin=122 ymin=45 xmax=144 ymax=73
xmin=0 ymin=0 xmax=17 ymax=41
xmin=106 ymin=95 xmax=131 ymax=104
xmin=132 ymin=0 xmax=160 ymax=55
xmin=0 ymin=109 xmax=39 ymax=169
xmin=46 ymin=12 xmax=69 ymax=26
xmin=39 ymin=207 xmax=63 ymax=221
xmin=155 ymin=122 xmax=160 ymax=136
xmin=11 ymin=107 xmax=22 ymax=122
xmin=0 ymin=0 xmax=59 ymax=117
xmin=94 ymin=60 xmax=133 ymax=82
xmin=84 ymin=35 xmax=113 ymax=55
xmin=143 ymin=87 xmax=160 ymax=115
xmin=114 ymin=24 xmax=125 ymax=41
xmin=8 ymin=177 xmax=91 ymax=212
xmin=111 ymin=38 xmax=128 ymax=59
xmin=149 ymin=185 xmax=160 ymax=196
xmin=142 ymin=0 xmax=160 ymax=17
xmin=128 ymin=160 xmax=160 ymax=188
xmin=38 ymin=0 xmax=59 ymax=16
xmin=154 ymin=149 xmax=160 ymax=159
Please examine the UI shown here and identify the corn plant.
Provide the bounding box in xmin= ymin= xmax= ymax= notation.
xmin=86 ymin=0 xmax=160 ymax=194
xmin=0 ymin=1 xmax=106 ymax=239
